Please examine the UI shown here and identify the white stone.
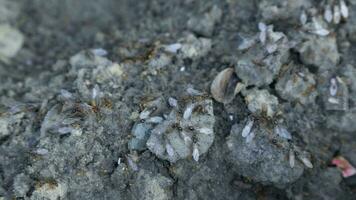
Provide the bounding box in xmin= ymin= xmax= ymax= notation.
xmin=0 ymin=24 xmax=23 ymax=59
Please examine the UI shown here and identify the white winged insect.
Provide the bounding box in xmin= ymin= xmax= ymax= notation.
xmin=192 ymin=143 xmax=200 ymax=162
xmin=258 ymin=22 xmax=267 ymax=45
xmin=91 ymin=84 xmax=101 ymax=106
xmin=198 ymin=127 xmax=213 ymax=135
xmin=180 ymin=131 xmax=192 ymax=144
xmin=35 ymin=148 xmax=49 ymax=156
xmin=164 ymin=43 xmax=182 ymax=54
xmin=186 ymin=86 xmax=204 ymax=96
xmin=91 ymin=48 xmax=108 ymax=57
xmin=312 ymin=18 xmax=330 ymax=36
xmin=297 ymin=153 xmax=313 ymax=168
xmin=117 ymin=157 xmax=122 ymax=165
xmin=266 ymin=43 xmax=278 ymax=54
xmin=289 ymin=149 xmax=295 ymax=168
xmin=57 ymin=127 xmax=73 ymax=135
xmin=183 ymin=103 xmax=196 ymax=120
xmin=228 ymin=114 xmax=234 ymax=121
xmin=166 ymin=143 xmax=175 ymax=158
xmin=146 ymin=116 xmax=164 ymax=124
xmin=126 ymin=155 xmax=139 ymax=171
xmin=340 ymin=0 xmax=349 ymax=19
xmin=301 ymin=157 xmax=313 ymax=168
xmin=238 ymin=37 xmax=256 ymax=51
xmin=300 ymin=10 xmax=308 ymax=25
xmin=330 ymin=78 xmax=338 ymax=96
xmin=245 ymin=131 xmax=255 ymax=143
xmin=139 ymin=109 xmax=152 ymax=119
xmin=60 ymin=89 xmax=73 ymax=100
xmin=168 ymin=97 xmax=178 ymax=108
xmin=274 ymin=126 xmax=292 ymax=140
xmin=328 ymin=97 xmax=340 ymax=104
xmin=242 ymin=119 xmax=254 ymax=138
xmin=324 ymin=5 xmax=333 ymax=23
xmin=333 ymin=5 xmax=341 ymax=24
xmin=92 ymin=84 xmax=100 ymax=100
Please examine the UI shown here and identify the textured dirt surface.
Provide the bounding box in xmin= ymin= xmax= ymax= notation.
xmin=1 ymin=0 xmax=356 ymax=199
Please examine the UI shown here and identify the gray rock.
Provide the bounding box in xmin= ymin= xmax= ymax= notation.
xmin=0 ymin=0 xmax=20 ymax=23
xmin=297 ymin=35 xmax=340 ymax=71
xmin=131 ymin=170 xmax=173 ymax=200
xmin=40 ymin=104 xmax=82 ymax=137
xmin=30 ymin=181 xmax=67 ymax=200
xmin=244 ymin=89 xmax=279 ymax=117
xmin=31 ymin=0 xmax=118 ymax=29
xmin=13 ymin=173 xmax=31 ymax=197
xmin=275 ymin=63 xmax=317 ymax=105
xmin=147 ymin=95 xmax=215 ymax=163
xmin=0 ymin=117 xmax=9 ymax=140
xmin=0 ymin=186 xmax=5 ymax=198
xmin=304 ymin=168 xmax=347 ymax=200
xmin=341 ymin=64 xmax=356 ymax=99
xmin=31 ymin=127 xmax=114 ymax=199
xmin=65 ymin=51 xmax=127 ymax=113
xmin=128 ymin=123 xmax=152 ymax=151
xmin=148 ymin=51 xmax=172 ymax=70
xmin=323 ymin=76 xmax=349 ymax=111
xmin=0 ymin=24 xmax=24 ymax=60
xmin=346 ymin=3 xmax=356 ymax=42
xmin=236 ymin=25 xmax=290 ymax=86
xmin=0 ymin=112 xmax=25 ymax=140
xmin=69 ymin=50 xmax=111 ymax=70
xmin=327 ymin=110 xmax=356 ymax=133
xmin=259 ymin=0 xmax=312 ymax=23
xmin=187 ymin=5 xmax=222 ymax=37
xmin=226 ymin=121 xmax=304 ymax=188
xmin=178 ymin=34 xmax=212 ymax=59
xmin=110 ymin=163 xmax=130 ymax=192
xmin=173 ymin=163 xmax=242 ymax=200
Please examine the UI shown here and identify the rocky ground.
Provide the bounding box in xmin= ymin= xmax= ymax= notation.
xmin=1 ymin=0 xmax=356 ymax=199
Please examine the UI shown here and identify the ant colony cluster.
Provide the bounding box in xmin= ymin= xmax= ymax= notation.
xmin=130 ymin=87 xmax=215 ymax=163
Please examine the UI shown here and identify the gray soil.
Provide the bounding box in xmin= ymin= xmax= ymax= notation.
xmin=1 ymin=0 xmax=356 ymax=199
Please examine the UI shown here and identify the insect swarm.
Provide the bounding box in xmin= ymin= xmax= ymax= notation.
xmin=135 ymin=89 xmax=216 ymax=163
